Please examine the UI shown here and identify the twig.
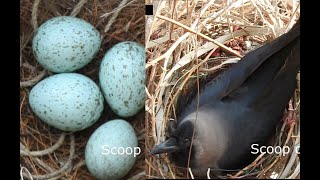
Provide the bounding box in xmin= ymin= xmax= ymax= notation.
xmin=287 ymin=162 xmax=300 ymax=179
xmin=279 ymin=129 xmax=300 ymax=178
xmin=188 ymin=168 xmax=195 ymax=179
xmin=31 ymin=0 xmax=41 ymax=31
xmin=147 ymin=26 xmax=269 ymax=70
xmin=100 ymin=0 xmax=136 ymax=18
xmin=285 ymin=3 xmax=300 ymax=32
xmin=147 ymin=0 xmax=217 ymax=69
xmin=33 ymin=157 xmax=55 ymax=172
xmin=168 ymin=164 xmax=176 ymax=179
xmin=156 ymin=14 xmax=242 ymax=58
xmin=207 ymin=168 xmax=211 ymax=179
xmin=229 ymin=171 xmax=260 ymax=179
xmin=22 ymin=62 xmax=36 ymax=72
xmin=72 ymin=160 xmax=85 ymax=170
xmin=21 ymin=133 xmax=75 ymax=180
xmin=199 ymin=58 xmax=240 ymax=73
xmin=70 ymin=0 xmax=88 ymax=17
xmin=155 ymin=159 xmax=165 ymax=178
xmin=257 ymin=157 xmax=279 ymax=177
xmin=231 ymin=153 xmax=265 ymax=177
xmin=20 ymin=133 xmax=66 ymax=157
xmin=103 ymin=0 xmax=132 ymax=32
xmin=127 ymin=171 xmax=145 ymax=180
xmin=20 ymin=166 xmax=33 ymax=180
xmin=250 ymin=0 xmax=276 ymax=38
xmin=20 ymin=70 xmax=46 ymax=88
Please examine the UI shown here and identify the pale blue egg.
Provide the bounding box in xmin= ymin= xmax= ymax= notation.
xmin=29 ymin=73 xmax=104 ymax=131
xmin=32 ymin=16 xmax=101 ymax=73
xmin=99 ymin=41 xmax=145 ymax=117
xmin=85 ymin=119 xmax=139 ymax=180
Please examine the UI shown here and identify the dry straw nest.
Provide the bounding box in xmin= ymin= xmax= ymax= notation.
xmin=145 ymin=0 xmax=300 ymax=179
xmin=20 ymin=0 xmax=145 ymax=179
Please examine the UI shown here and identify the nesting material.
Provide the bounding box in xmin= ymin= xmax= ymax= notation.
xmin=20 ymin=0 xmax=145 ymax=179
xmin=146 ymin=0 xmax=300 ymax=179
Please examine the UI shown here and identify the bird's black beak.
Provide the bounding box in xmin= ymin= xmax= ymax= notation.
xmin=150 ymin=138 xmax=178 ymax=155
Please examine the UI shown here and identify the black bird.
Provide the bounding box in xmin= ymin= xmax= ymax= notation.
xmin=150 ymin=19 xmax=300 ymax=177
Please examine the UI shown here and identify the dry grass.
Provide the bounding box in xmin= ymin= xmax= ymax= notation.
xmin=145 ymin=0 xmax=300 ymax=179
xmin=20 ymin=0 xmax=145 ymax=179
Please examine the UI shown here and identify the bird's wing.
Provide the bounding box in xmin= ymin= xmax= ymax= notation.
xmin=203 ymin=19 xmax=300 ymax=102
xmin=177 ymin=20 xmax=299 ymax=121
xmin=248 ymin=37 xmax=300 ymax=112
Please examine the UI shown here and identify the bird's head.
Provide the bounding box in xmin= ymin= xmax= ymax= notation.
xmin=150 ymin=121 xmax=194 ymax=155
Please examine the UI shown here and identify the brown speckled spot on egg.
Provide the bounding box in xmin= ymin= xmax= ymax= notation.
xmin=124 ymin=101 xmax=129 ymax=108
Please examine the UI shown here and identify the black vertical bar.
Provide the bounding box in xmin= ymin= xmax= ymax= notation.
xmin=146 ymin=5 xmax=153 ymax=15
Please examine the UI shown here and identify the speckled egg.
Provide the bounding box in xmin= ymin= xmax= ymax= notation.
xmin=99 ymin=41 xmax=145 ymax=117
xmin=32 ymin=16 xmax=101 ymax=73
xmin=29 ymin=73 xmax=104 ymax=131
xmin=85 ymin=119 xmax=139 ymax=180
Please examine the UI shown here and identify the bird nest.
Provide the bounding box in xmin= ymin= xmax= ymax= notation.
xmin=20 ymin=0 xmax=145 ymax=179
xmin=145 ymin=0 xmax=300 ymax=179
